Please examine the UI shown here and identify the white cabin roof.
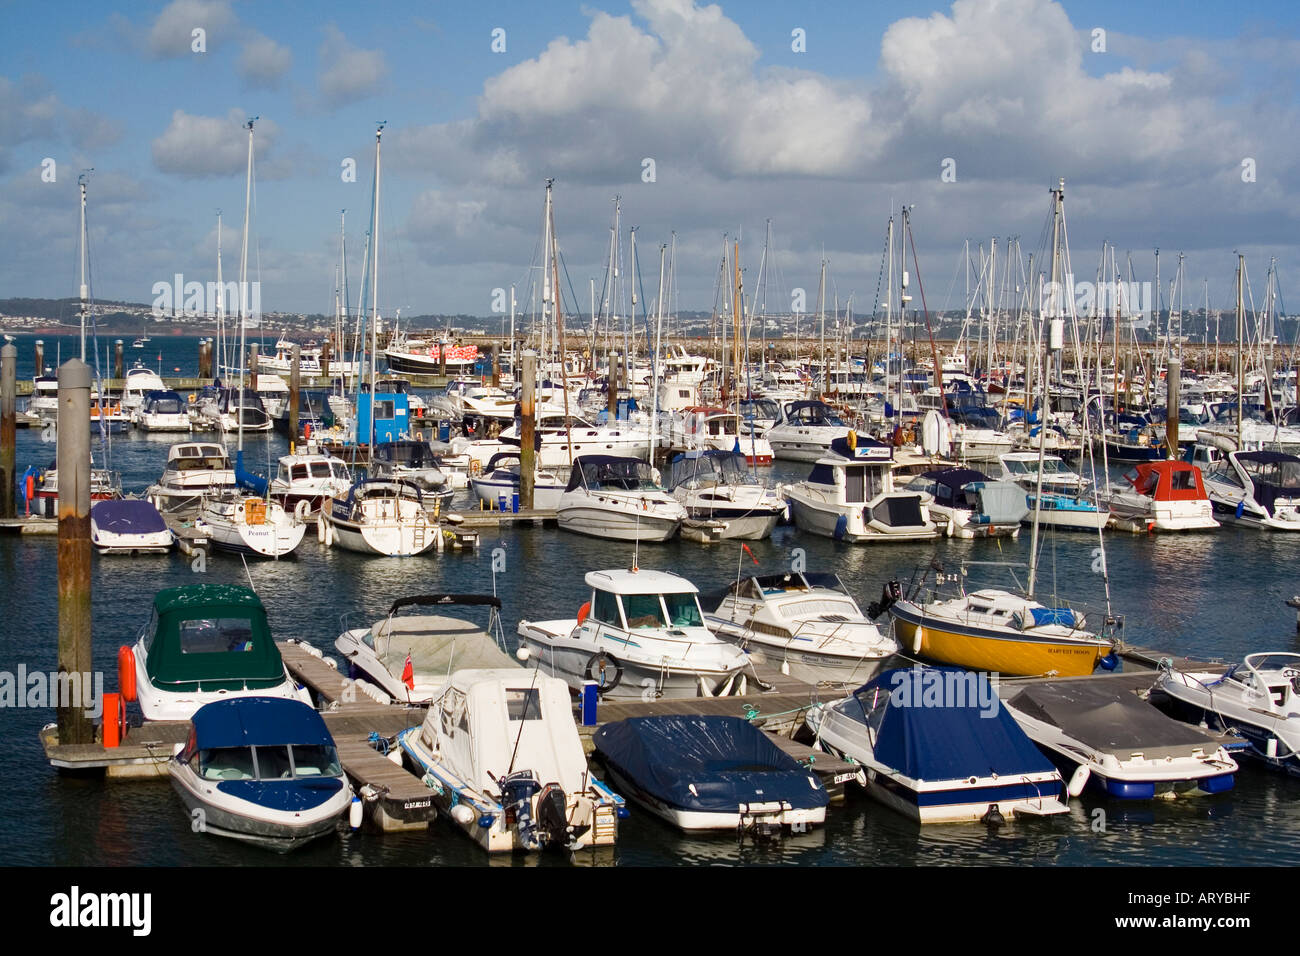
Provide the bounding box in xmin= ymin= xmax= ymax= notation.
xmin=585 ymin=568 xmax=699 ymax=595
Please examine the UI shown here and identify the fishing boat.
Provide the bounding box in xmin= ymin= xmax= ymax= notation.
xmin=1002 ymin=680 xmax=1238 ymax=799
xmin=665 ymin=450 xmax=785 ymax=541
xmin=594 ymin=716 xmax=828 ymax=833
xmin=707 ymin=571 xmax=899 ymax=685
xmin=784 ymin=435 xmax=940 ymax=542
xmin=318 ymin=478 xmax=438 ymax=556
xmin=556 ymin=455 xmax=685 ymax=543
xmin=335 ymin=594 xmax=517 ymax=704
xmin=169 ymin=697 xmax=351 ymax=851
xmin=89 ymin=499 xmax=174 ymax=555
xmin=903 ymin=467 xmax=1028 ymax=538
xmin=468 ymin=451 xmax=566 ymax=511
xmin=394 ymin=669 xmax=623 ymax=853
xmin=145 ymin=441 xmax=237 ymax=513
xmin=806 ymin=666 xmax=1070 ymax=823
xmin=268 ymin=451 xmax=353 ymax=516
xmin=766 ymin=400 xmax=852 ymax=462
xmin=121 ymin=584 xmax=312 ymax=722
xmin=517 ymin=568 xmax=753 ymax=699
xmin=1104 ymin=460 xmax=1219 ymax=532
xmin=1156 ymin=653 xmax=1300 ymax=776
xmin=1202 ymin=445 xmax=1300 ymax=531
xmin=196 ymin=493 xmax=305 ymax=558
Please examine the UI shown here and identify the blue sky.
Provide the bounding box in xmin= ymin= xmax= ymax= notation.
xmin=1 ymin=0 xmax=1297 ymax=321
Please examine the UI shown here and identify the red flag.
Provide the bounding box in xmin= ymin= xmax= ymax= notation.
xmin=741 ymin=543 xmax=759 ymax=565
xmin=400 ymin=654 xmax=414 ymax=690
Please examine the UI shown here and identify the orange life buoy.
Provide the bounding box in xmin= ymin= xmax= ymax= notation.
xmin=577 ymin=601 xmax=591 ymax=625
xmin=304 ymin=422 xmax=312 ymax=440
xmin=117 ymin=645 xmax=137 ymax=702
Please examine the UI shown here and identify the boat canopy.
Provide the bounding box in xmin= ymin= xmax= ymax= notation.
xmin=91 ymin=499 xmax=167 ymax=533
xmin=727 ymin=572 xmax=849 ymax=599
xmin=142 ymin=390 xmax=187 ymax=414
xmin=566 ymin=456 xmax=659 ymax=492
xmin=370 ymin=613 xmax=514 ymax=677
xmin=191 ymin=697 xmax=334 ymax=750
xmin=594 ymin=715 xmax=828 ymax=814
xmin=1236 ymin=451 xmax=1300 ymax=516
xmin=143 ymin=585 xmax=287 ymax=691
xmin=1122 ymin=461 xmax=1207 ymax=501
xmin=849 ymin=668 xmax=1054 ymax=781
xmin=373 ymin=440 xmax=441 ymax=468
xmin=782 ymin=401 xmax=848 ymax=427
xmin=667 ymin=449 xmax=752 ymax=489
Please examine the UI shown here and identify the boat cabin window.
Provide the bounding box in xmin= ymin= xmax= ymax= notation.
xmin=663 ymin=592 xmax=704 ymax=628
xmin=785 ymin=597 xmax=859 ymax=619
xmin=290 ymin=744 xmax=341 ymax=777
xmin=844 ymin=466 xmax=882 ymax=503
xmin=1168 ymin=469 xmax=1196 ymax=491
xmin=178 ymin=617 xmax=256 ymax=654
xmin=591 ymin=589 xmax=622 ymax=627
xmin=849 ymin=686 xmax=890 ymax=736
xmin=292 ymin=463 xmax=310 ymax=481
xmin=622 ymin=593 xmax=666 ymax=629
xmin=199 ymin=746 xmax=256 ymax=781
xmin=506 ymin=688 xmax=543 ymax=721
xmin=256 ymin=745 xmax=294 ymax=779
xmin=311 ymin=461 xmax=333 ymax=479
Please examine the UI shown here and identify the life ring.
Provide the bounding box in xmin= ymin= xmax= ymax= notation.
xmin=585 ymin=652 xmax=623 ymax=692
xmin=117 ymin=646 xmax=137 ymax=703
xmin=576 ymin=601 xmax=590 ymax=625
xmin=294 ymin=498 xmax=311 ymax=522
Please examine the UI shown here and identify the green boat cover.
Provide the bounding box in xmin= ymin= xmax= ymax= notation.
xmin=143 ymin=585 xmax=287 ymax=691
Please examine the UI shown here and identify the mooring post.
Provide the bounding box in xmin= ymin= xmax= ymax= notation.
xmin=289 ymin=344 xmax=301 ymax=454
xmin=113 ymin=340 xmax=123 ymax=380
xmin=520 ymin=351 xmax=536 ymax=510
xmin=440 ymin=341 xmax=448 ymax=378
xmin=249 ymin=343 xmax=259 ymax=394
xmin=35 ymin=339 xmax=45 ymax=376
xmin=57 ymin=359 xmax=93 ymax=747
xmin=1 ymin=344 xmax=16 ymax=519
xmin=321 ymin=338 xmax=331 ymax=380
xmin=198 ymin=339 xmax=210 ymax=379
xmin=1165 ymin=357 xmax=1181 ymax=459
xmin=491 ymin=343 xmax=500 ymax=389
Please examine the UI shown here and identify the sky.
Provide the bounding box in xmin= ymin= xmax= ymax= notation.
xmin=1 ymin=0 xmax=1297 ymax=326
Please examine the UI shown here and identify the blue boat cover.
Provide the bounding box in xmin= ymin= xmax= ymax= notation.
xmin=192 ymin=697 xmax=333 ymax=750
xmin=1029 ymin=607 xmax=1079 ymax=628
xmin=91 ymin=499 xmax=167 ymax=533
xmin=594 ymin=716 xmax=828 ymax=813
xmin=856 ymin=668 xmax=1054 ymax=782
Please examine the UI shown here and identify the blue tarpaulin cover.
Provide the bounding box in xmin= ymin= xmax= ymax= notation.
xmin=1029 ymin=607 xmax=1079 ymax=628
xmin=858 ymin=668 xmax=1055 ymax=782
xmin=192 ymin=697 xmax=333 ymax=750
xmin=594 ymin=715 xmax=829 ymax=813
xmin=91 ymin=499 xmax=168 ymax=533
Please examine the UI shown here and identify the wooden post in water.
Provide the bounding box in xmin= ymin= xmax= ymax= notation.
xmin=56 ymin=359 xmax=93 ymax=747
xmin=321 ymin=339 xmax=331 ymax=379
xmin=491 ymin=343 xmax=500 ymax=388
xmin=35 ymin=339 xmax=45 ymax=376
xmin=1 ymin=343 xmax=15 ymax=519
xmin=113 ymin=340 xmax=123 ymax=380
xmin=249 ymin=343 xmax=259 ymax=394
xmin=439 ymin=341 xmax=447 ymax=378
xmin=289 ymin=344 xmax=301 ymax=454
xmin=198 ymin=339 xmax=211 ymax=379
xmin=1165 ymin=357 xmax=1180 ymax=459
xmin=520 ymin=351 xmax=536 ymax=509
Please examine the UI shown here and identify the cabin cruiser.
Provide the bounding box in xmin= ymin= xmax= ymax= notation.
xmin=479 ymin=408 xmax=653 ymax=470
xmin=665 ymin=450 xmax=785 ymax=541
xmin=1157 ymin=653 xmax=1300 ymax=776
xmin=707 ymin=572 xmax=899 ymax=685
xmin=268 ymin=452 xmax=353 ymax=516
xmin=29 ymin=464 xmax=121 ymax=517
xmin=669 ymin=406 xmax=773 ymax=465
xmin=785 ymin=435 xmax=941 ymax=542
xmin=121 ymin=584 xmax=311 ymax=722
xmin=1202 ymin=445 xmax=1300 ymax=531
xmin=903 ymin=467 xmax=1027 ymax=538
xmin=556 ymin=456 xmax=685 ymax=543
xmin=468 ymin=451 xmax=566 ymax=511
xmin=197 ymin=493 xmax=306 ymax=558
xmin=766 ymin=401 xmax=852 ymax=462
xmin=135 ymin=390 xmax=191 ymax=432
xmin=806 ymin=667 xmax=1069 ymax=823
xmin=394 ymin=669 xmax=623 ymax=853
xmin=193 ymin=386 xmax=274 ymax=433
xmin=169 ymin=697 xmax=351 ymax=851
xmin=335 ymin=594 xmax=517 ymax=704
xmin=996 ymin=451 xmax=1109 ymax=531
xmin=121 ymin=363 xmax=168 ymax=417
xmin=368 ymin=440 xmax=450 ymax=493
xmin=145 ymin=441 xmax=237 ymax=513
xmin=735 ymin=397 xmax=780 ymax=436
xmin=517 ymin=569 xmax=754 ymax=699
xmin=318 ymin=478 xmax=438 ymax=556
xmin=1105 ymin=460 xmax=1219 ymax=532
xmin=90 ymin=499 xmax=174 ymax=554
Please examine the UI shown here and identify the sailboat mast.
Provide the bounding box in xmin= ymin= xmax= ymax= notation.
xmin=370 ymin=124 xmax=383 ymax=447
xmin=215 ymin=212 xmax=224 ymax=379
xmin=1028 ymin=178 xmax=1064 ymax=600
xmin=238 ymin=118 xmax=255 ymax=455
xmin=1237 ymin=254 xmax=1245 ymax=449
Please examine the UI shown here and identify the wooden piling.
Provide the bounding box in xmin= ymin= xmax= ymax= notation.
xmin=491 ymin=343 xmax=500 ymax=388
xmin=198 ymin=339 xmax=211 ymax=379
xmin=520 ymin=351 xmax=536 ymax=509
xmin=289 ymin=344 xmax=301 ymax=453
xmin=321 ymin=339 xmax=331 ymax=379
xmin=113 ymin=340 xmax=123 ymax=379
xmin=439 ymin=341 xmax=447 ymax=377
xmin=249 ymin=343 xmax=259 ymax=394
xmin=1 ymin=344 xmax=15 ymax=519
xmin=1165 ymin=357 xmax=1180 ymax=459
xmin=57 ymin=359 xmax=93 ymax=747
xmin=35 ymin=339 xmax=44 ymax=376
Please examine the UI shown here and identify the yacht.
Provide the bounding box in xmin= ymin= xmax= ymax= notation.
xmin=1105 ymin=460 xmax=1219 ymax=532
xmin=136 ymin=390 xmax=192 ymax=433
xmin=1202 ymin=444 xmax=1300 ymax=531
xmin=268 ymin=452 xmax=353 ymax=516
xmin=145 ymin=442 xmax=237 ymax=514
xmin=318 ymin=478 xmax=438 ymax=556
xmin=766 ymin=400 xmax=852 ymax=462
xmin=665 ymin=450 xmax=785 ymax=541
xmin=556 ymin=456 xmax=685 ymax=543
xmin=196 ymin=494 xmax=306 ymax=558
xmin=903 ymin=467 xmax=1028 ymax=538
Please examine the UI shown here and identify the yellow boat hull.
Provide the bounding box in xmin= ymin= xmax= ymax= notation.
xmin=894 ymin=617 xmax=1105 ymax=678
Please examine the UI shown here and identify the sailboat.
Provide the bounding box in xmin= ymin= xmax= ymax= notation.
xmin=197 ymin=119 xmax=304 ymax=559
xmin=883 ymin=182 xmax=1116 ymax=678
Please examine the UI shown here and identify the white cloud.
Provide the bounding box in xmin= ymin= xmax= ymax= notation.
xmin=317 ymin=24 xmax=388 ymax=107
xmin=151 ymin=109 xmax=279 ymax=178
xmin=146 ymin=0 xmax=236 ymax=58
xmin=239 ymin=32 xmax=292 ymax=89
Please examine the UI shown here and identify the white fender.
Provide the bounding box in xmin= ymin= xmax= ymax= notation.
xmin=317 ymin=514 xmax=326 ymax=544
xmin=912 ymin=623 xmax=924 ymax=655
xmin=294 ymin=498 xmax=311 ymax=522
xmin=1067 ymin=765 xmax=1090 ymax=798
xmin=349 ymin=793 xmax=364 ymax=829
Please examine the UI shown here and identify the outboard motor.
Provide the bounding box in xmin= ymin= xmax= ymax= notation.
xmin=535 ymin=782 xmax=571 ymax=849
xmin=500 ymin=770 xmax=542 ymax=849
xmin=867 ymin=580 xmax=902 ymax=619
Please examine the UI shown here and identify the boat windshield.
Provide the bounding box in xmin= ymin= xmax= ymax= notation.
xmin=199 ymin=744 xmax=341 ymax=780
xmin=506 ymin=688 xmax=543 ymax=721
xmin=178 ymin=617 xmax=256 ymax=654
xmin=663 ymin=592 xmax=704 ymax=627
xmin=622 ymin=593 xmax=667 ymax=629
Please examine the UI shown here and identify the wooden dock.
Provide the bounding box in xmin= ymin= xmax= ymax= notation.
xmin=457 ymin=507 xmax=557 ymax=529
xmin=0 ymin=515 xmax=58 ymax=534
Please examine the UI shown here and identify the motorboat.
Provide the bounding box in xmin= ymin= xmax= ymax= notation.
xmin=318 ymin=478 xmax=438 ymax=556
xmin=335 ymin=594 xmax=517 ymax=704
xmin=29 ymin=464 xmax=121 ymax=517
xmin=670 ymin=406 xmax=774 ymax=465
xmin=766 ymin=400 xmax=852 ymax=462
xmin=1156 ymin=653 xmax=1300 ymax=776
xmin=885 ymin=583 xmax=1115 ymax=678
xmin=665 ymin=450 xmax=785 ymax=541
xmin=394 ymin=669 xmax=623 ymax=852
xmin=192 ymin=386 xmax=274 ymax=433
xmin=594 ymin=715 xmax=828 ymax=833
xmin=1202 ymin=446 xmax=1300 ymax=531
xmin=468 ymin=451 xmax=566 ymax=512
xmin=196 ymin=494 xmax=306 ymax=558
xmin=121 ymin=363 xmax=168 ymax=417
xmin=517 ymin=568 xmax=754 ymax=699
xmin=368 ymin=440 xmax=450 ymax=493
xmin=784 ymin=435 xmax=941 ymax=542
xmin=169 ymin=697 xmax=351 ymax=851
xmin=708 ymin=571 xmax=899 ymax=685
xmin=121 ymin=584 xmax=312 ymax=722
xmin=556 ymin=456 xmax=685 ymax=543
xmin=268 ymin=451 xmax=353 ymax=516
xmin=806 ymin=666 xmax=1070 ymax=823
xmin=145 ymin=441 xmax=237 ymax=514
xmin=903 ymin=467 xmax=1027 ymax=538
xmin=1105 ymin=460 xmax=1219 ymax=532
xmin=135 ymin=390 xmax=192 ymax=432
xmin=1003 ymin=680 xmax=1238 ymax=799
xmin=997 ymin=452 xmax=1089 ymax=495
xmin=90 ymin=499 xmax=174 ymax=554
xmin=482 ymin=408 xmax=653 ymax=470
